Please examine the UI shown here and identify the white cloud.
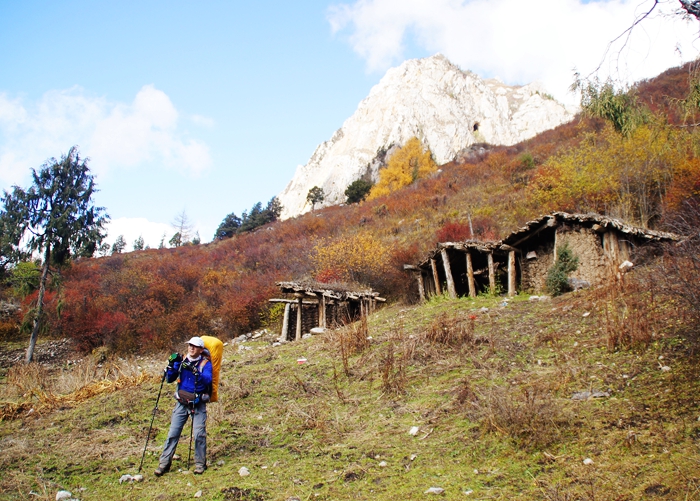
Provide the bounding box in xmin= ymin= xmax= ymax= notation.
xmin=329 ymin=0 xmax=700 ymax=104
xmin=0 ymin=85 xmax=212 ymax=186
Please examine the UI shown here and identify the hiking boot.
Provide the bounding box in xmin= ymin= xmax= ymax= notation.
xmin=193 ymin=464 xmax=205 ymax=475
xmin=154 ymin=464 xmax=170 ymax=476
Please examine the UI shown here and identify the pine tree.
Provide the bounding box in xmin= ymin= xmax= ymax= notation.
xmin=0 ymin=146 xmax=108 ymax=362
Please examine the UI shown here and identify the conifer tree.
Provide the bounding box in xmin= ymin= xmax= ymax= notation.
xmin=0 ymin=146 xmax=108 ymax=362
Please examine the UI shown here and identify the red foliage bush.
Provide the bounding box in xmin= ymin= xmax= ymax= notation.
xmin=436 ymin=221 xmax=472 ymax=242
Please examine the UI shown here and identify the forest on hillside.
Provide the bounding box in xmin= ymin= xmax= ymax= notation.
xmin=2 ymin=62 xmax=700 ymax=355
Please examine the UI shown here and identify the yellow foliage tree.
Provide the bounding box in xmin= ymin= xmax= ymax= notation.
xmin=312 ymin=232 xmax=390 ymax=285
xmin=368 ymin=137 xmax=437 ymax=200
xmin=530 ymin=124 xmax=684 ymax=227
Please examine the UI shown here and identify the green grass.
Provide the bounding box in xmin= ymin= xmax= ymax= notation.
xmin=1 ymin=288 xmax=699 ymax=500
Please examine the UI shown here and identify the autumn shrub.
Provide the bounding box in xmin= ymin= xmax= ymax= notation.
xmin=0 ymin=319 xmax=19 ymax=341
xmin=600 ymin=274 xmax=658 ymax=350
xmin=471 ymin=383 xmax=566 ymax=449
xmin=435 ymin=220 xmax=472 ymax=242
xmin=653 ymin=196 xmax=700 ymax=341
xmin=423 ymin=312 xmax=474 ymax=346
xmin=379 ymin=338 xmax=407 ymax=395
xmin=336 ymin=315 xmax=370 ymax=376
xmin=312 ymin=232 xmax=390 ymax=287
xmin=530 ymin=124 xmax=687 ymax=227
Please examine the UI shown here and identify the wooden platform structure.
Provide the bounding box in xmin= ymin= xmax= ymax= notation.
xmin=271 ymin=281 xmax=384 ymax=341
xmin=408 ymin=212 xmax=678 ymax=299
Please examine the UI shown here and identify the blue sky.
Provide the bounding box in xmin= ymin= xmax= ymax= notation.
xmin=0 ymin=0 xmax=696 ymax=249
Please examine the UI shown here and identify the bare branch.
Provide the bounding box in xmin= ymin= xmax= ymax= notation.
xmin=585 ymin=0 xmax=661 ymax=81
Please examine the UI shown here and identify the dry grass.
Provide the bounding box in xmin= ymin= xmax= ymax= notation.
xmin=470 ymin=381 xmax=567 ymax=449
xmin=422 ymin=311 xmax=475 ymax=346
xmin=0 ymin=356 xmax=153 ymax=421
xmin=599 ymin=272 xmax=659 ymax=350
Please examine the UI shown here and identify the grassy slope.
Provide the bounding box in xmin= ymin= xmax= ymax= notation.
xmin=1 ymin=285 xmax=698 ymax=501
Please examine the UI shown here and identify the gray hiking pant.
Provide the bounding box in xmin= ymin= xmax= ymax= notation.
xmin=159 ymin=401 xmax=207 ymax=468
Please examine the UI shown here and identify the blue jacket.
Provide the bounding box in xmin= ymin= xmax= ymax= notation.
xmin=166 ymin=356 xmax=213 ymax=395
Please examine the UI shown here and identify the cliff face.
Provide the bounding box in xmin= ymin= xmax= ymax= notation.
xmin=278 ymin=54 xmax=575 ymax=219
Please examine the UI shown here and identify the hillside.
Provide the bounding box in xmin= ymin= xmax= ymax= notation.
xmin=1 ymin=282 xmax=698 ymax=500
xmin=1 ymin=61 xmax=699 ymax=358
xmin=1 ymin=60 xmax=700 ymax=500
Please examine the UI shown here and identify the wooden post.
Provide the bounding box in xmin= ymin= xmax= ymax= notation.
xmin=430 ymin=258 xmax=442 ymax=295
xmin=320 ymin=295 xmax=326 ymax=328
xmin=281 ymin=303 xmax=290 ymax=341
xmin=487 ymin=252 xmax=496 ymax=295
xmin=441 ymin=248 xmax=457 ymax=299
xmin=417 ymin=272 xmax=426 ymax=302
xmin=466 ymin=252 xmax=476 ymax=298
xmin=295 ymin=295 xmax=303 ymax=341
xmin=508 ymin=250 xmax=516 ymax=297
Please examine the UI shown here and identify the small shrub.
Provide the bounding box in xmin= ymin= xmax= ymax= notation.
xmin=472 ymin=383 xmax=566 ymax=449
xmin=545 ymin=244 xmax=579 ymax=296
xmin=345 ymin=179 xmax=374 ymax=204
xmin=423 ymin=312 xmax=474 ymax=346
xmin=337 ymin=315 xmax=370 ymax=376
xmin=380 ymin=340 xmax=407 ymax=395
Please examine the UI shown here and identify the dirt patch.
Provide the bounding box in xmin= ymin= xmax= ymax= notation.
xmin=0 ymin=338 xmax=76 ymax=370
xmin=221 ymin=486 xmax=267 ymax=501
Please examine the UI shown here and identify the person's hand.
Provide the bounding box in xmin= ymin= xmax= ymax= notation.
xmin=167 ymin=353 xmax=182 ymax=369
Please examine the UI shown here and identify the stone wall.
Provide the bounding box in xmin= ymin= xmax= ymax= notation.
xmin=520 ymin=226 xmax=612 ymax=293
xmin=559 ymin=227 xmax=610 ymax=287
xmin=520 ymin=241 xmax=554 ymax=293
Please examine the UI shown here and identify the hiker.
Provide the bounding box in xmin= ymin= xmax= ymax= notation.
xmin=154 ymin=336 xmax=213 ymax=476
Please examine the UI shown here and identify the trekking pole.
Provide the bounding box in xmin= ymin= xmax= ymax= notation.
xmin=138 ymin=371 xmax=167 ymax=473
xmin=187 ymin=403 xmax=195 ymax=470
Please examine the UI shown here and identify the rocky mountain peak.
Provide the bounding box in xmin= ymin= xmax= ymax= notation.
xmin=278 ymin=54 xmax=575 ymax=219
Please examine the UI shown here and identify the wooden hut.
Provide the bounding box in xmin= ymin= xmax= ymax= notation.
xmin=409 ymin=212 xmax=678 ymax=299
xmin=271 ymin=281 xmax=384 ymax=341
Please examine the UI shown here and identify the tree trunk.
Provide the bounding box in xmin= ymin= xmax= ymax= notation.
xmin=26 ymin=247 xmax=50 ymax=363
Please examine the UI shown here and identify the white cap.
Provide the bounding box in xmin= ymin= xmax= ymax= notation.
xmin=186 ymin=336 xmax=205 ymax=348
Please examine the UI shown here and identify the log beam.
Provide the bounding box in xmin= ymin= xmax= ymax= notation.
xmin=487 ymin=252 xmax=496 ymax=295
xmin=430 ymin=258 xmax=442 ymax=296
xmin=508 ymin=250 xmax=516 ymax=297
xmin=417 ymin=272 xmax=426 ymax=302
xmin=466 ymin=252 xmax=476 ymax=298
xmin=281 ymin=302 xmax=290 ymax=341
xmin=295 ymin=296 xmax=303 ymax=341
xmin=320 ymin=295 xmax=326 ymax=328
xmin=441 ymin=248 xmax=457 ymax=299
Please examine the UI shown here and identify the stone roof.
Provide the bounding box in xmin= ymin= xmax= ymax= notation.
xmin=502 ymin=212 xmax=679 ymax=246
xmin=414 ymin=212 xmax=680 ymax=269
xmin=276 ymin=281 xmax=382 ymax=301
